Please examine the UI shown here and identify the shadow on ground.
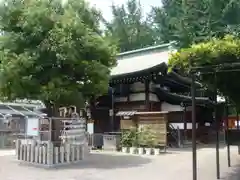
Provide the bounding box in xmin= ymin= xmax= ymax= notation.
xmin=51 ymin=152 xmax=152 ymax=170
xmin=221 ymin=164 xmax=240 ymax=180
xmin=168 ymin=143 xmax=227 ymax=153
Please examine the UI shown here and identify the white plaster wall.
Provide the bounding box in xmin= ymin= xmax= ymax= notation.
xmin=115 ymin=97 xmax=128 ymax=102
xmin=149 ymin=93 xmax=159 ymax=102
xmin=170 ymin=123 xmax=198 ymax=129
xmin=130 ymin=82 xmax=146 ymax=92
xmin=115 ymin=93 xmax=159 ymax=102
xmin=130 ymin=81 xmax=157 ymax=93
xmin=129 ymin=93 xmax=145 ymax=101
xmin=161 ymin=102 xmax=183 ymax=112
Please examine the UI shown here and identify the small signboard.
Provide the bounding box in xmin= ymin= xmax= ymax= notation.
xmin=26 ymin=117 xmax=39 ymax=136
xmin=87 ymin=123 xmax=94 ymax=134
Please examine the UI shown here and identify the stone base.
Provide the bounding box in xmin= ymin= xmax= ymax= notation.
xmin=16 ymin=139 xmax=89 ymax=168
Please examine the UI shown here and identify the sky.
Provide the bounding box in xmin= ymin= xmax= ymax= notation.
xmin=88 ymin=0 xmax=162 ymax=20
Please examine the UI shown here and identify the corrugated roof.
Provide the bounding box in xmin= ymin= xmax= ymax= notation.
xmin=0 ymin=103 xmax=44 ymax=117
xmin=111 ymin=42 xmax=177 ymax=76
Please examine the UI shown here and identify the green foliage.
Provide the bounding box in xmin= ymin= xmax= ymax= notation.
xmin=103 ymin=0 xmax=156 ymax=52
xmin=121 ymin=126 xmax=159 ymax=148
xmin=168 ymin=35 xmax=240 ymax=109
xmin=101 ymin=0 xmax=240 ymax=51
xmin=138 ymin=125 xmax=158 ymax=147
xmin=169 ymin=35 xmax=240 ymax=70
xmin=150 ymin=0 xmax=240 ymax=48
xmin=0 ymin=0 xmax=117 ymax=107
xmin=120 ymin=127 xmax=138 ymax=147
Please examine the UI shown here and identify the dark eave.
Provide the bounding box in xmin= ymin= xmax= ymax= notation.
xmin=155 ymin=87 xmax=212 ymax=106
xmin=167 ymin=71 xmax=202 ymax=88
xmin=161 ymin=77 xmax=191 ymax=92
xmin=110 ymin=63 xmax=167 ymax=85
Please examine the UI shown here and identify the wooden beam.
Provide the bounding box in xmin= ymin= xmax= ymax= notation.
xmin=145 ymin=79 xmax=150 ymax=111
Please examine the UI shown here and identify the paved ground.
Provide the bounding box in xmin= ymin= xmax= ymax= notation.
xmin=1 ymin=146 xmax=240 ymax=180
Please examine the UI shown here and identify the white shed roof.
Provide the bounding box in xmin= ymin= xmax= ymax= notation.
xmin=111 ymin=43 xmax=176 ymax=76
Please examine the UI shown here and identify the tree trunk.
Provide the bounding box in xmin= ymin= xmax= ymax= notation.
xmin=44 ymin=101 xmax=62 ymax=147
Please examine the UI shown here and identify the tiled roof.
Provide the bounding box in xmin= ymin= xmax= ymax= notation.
xmin=111 ymin=42 xmax=176 ymax=76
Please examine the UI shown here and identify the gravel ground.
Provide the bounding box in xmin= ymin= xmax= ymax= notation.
xmin=1 ymin=146 xmax=240 ymax=180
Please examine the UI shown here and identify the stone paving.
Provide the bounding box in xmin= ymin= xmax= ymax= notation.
xmin=1 ymin=146 xmax=240 ymax=180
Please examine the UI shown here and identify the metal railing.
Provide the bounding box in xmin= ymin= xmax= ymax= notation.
xmin=168 ymin=124 xmax=182 ymax=147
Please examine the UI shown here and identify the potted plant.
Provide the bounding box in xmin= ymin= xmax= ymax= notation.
xmin=145 ymin=137 xmax=154 ymax=155
xmin=143 ymin=125 xmax=157 ymax=155
xmin=120 ymin=130 xmax=131 ymax=153
xmin=121 ymin=127 xmax=137 ymax=153
xmin=137 ymin=127 xmax=145 ymax=155
xmin=152 ymin=135 xmax=160 ymax=155
xmin=129 ymin=127 xmax=138 ymax=154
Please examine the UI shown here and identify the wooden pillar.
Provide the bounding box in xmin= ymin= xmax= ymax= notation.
xmin=145 ymin=80 xmax=150 ymax=111
xmin=183 ymin=105 xmax=187 ymax=141
xmin=127 ymin=84 xmax=130 ymax=102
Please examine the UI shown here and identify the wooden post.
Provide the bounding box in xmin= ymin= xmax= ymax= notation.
xmin=145 ymin=80 xmax=150 ymax=111
xmin=183 ymin=106 xmax=187 ymax=141
xmin=191 ymin=68 xmax=197 ymax=180
xmin=177 ymin=126 xmax=182 ymax=147
xmin=236 ymin=110 xmax=240 ymax=154
xmin=225 ymin=102 xmax=231 ymax=167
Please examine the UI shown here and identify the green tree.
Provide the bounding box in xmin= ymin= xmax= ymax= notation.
xmin=0 ymin=0 xmax=117 ymax=146
xmin=0 ymin=0 xmax=117 ymax=110
xmin=104 ymin=0 xmax=155 ymax=52
xmin=150 ymin=0 xmax=240 ymax=48
xmin=150 ymin=0 xmax=182 ymax=44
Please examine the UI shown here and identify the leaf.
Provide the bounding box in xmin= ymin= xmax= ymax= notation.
xmin=0 ymin=0 xmax=118 ymax=107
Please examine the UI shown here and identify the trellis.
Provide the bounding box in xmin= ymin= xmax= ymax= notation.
xmin=190 ymin=62 xmax=240 ymax=180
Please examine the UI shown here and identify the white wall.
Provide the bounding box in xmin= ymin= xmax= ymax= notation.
xmin=130 ymin=82 xmax=145 ymax=92
xmin=170 ymin=123 xmax=198 ymax=129
xmin=161 ymin=102 xmax=183 ymax=112
xmin=115 ymin=93 xmax=159 ymax=102
xmin=115 ymin=82 xmax=159 ymax=102
xmin=149 ymin=93 xmax=158 ymax=101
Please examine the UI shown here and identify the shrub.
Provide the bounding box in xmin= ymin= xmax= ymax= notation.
xmin=120 ymin=127 xmax=137 ymax=147
xmin=138 ymin=125 xmax=158 ymax=148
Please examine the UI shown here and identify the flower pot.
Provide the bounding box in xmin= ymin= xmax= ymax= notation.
xmin=138 ymin=147 xmax=144 ymax=155
xmin=145 ymin=148 xmax=152 ymax=155
xmin=153 ymin=148 xmax=160 ymax=155
xmin=122 ymin=147 xmax=129 ymax=153
xmin=129 ymin=147 xmax=137 ymax=154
